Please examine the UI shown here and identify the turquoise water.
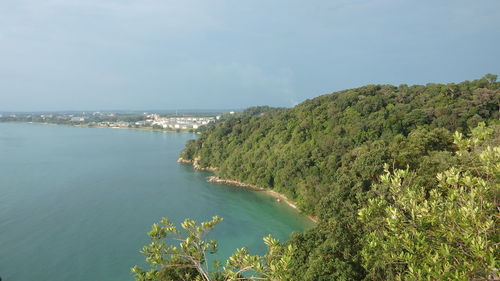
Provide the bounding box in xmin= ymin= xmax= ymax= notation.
xmin=0 ymin=123 xmax=312 ymax=281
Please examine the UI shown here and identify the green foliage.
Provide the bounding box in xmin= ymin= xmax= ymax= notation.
xmin=359 ymin=124 xmax=499 ymax=280
xmin=224 ymin=235 xmax=294 ymax=281
xmin=132 ymin=217 xmax=294 ymax=281
xmin=181 ymin=77 xmax=499 ymax=211
xmin=178 ymin=76 xmax=500 ymax=280
xmin=241 ymin=106 xmax=286 ymax=117
xmin=180 ymin=140 xmax=198 ymax=160
xmin=482 ymin=73 xmax=498 ymax=84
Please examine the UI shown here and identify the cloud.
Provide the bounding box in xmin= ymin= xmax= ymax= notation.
xmin=155 ymin=61 xmax=297 ymax=108
xmin=0 ymin=0 xmax=499 ymax=111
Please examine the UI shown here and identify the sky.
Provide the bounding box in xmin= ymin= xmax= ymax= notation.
xmin=0 ymin=0 xmax=499 ymax=111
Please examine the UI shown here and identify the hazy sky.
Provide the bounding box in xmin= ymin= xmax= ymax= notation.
xmin=1 ymin=0 xmax=499 ymax=111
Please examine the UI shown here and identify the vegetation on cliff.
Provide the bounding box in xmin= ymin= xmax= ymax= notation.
xmin=175 ymin=75 xmax=499 ymax=280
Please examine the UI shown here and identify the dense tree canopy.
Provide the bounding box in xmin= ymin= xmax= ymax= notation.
xmin=359 ymin=124 xmax=499 ymax=280
xmin=179 ymin=75 xmax=499 ymax=280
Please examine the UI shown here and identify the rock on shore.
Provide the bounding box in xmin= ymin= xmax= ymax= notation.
xmin=177 ymin=157 xmax=218 ymax=171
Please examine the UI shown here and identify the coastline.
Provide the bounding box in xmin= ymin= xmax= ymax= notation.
xmin=177 ymin=157 xmax=218 ymax=171
xmin=178 ymin=157 xmax=318 ymax=223
xmin=4 ymin=121 xmax=200 ymax=133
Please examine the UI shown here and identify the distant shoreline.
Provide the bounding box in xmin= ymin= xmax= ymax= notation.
xmin=1 ymin=121 xmax=200 ymax=134
xmin=178 ymin=157 xmax=318 ymax=223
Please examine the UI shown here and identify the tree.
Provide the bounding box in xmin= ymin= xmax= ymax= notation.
xmin=483 ymin=73 xmax=498 ymax=84
xmin=358 ymin=123 xmax=499 ymax=280
xmin=131 ymin=216 xmax=294 ymax=281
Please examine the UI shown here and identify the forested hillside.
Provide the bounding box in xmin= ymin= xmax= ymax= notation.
xmin=179 ymin=75 xmax=499 ymax=280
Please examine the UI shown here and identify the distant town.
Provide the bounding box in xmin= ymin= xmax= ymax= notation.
xmin=0 ymin=111 xmax=237 ymax=132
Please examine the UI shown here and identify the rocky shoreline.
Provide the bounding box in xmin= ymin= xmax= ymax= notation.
xmin=207 ymin=176 xmax=318 ymax=223
xmin=206 ymin=176 xmax=264 ymax=191
xmin=178 ymin=157 xmax=317 ymax=223
xmin=177 ymin=157 xmax=218 ymax=171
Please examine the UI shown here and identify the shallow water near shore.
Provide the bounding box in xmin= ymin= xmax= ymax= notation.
xmin=0 ymin=123 xmax=313 ymax=281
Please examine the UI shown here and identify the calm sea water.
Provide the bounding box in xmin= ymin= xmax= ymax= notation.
xmin=0 ymin=123 xmax=312 ymax=281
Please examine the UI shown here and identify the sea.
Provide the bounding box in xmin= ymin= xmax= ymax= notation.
xmin=0 ymin=123 xmax=312 ymax=281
